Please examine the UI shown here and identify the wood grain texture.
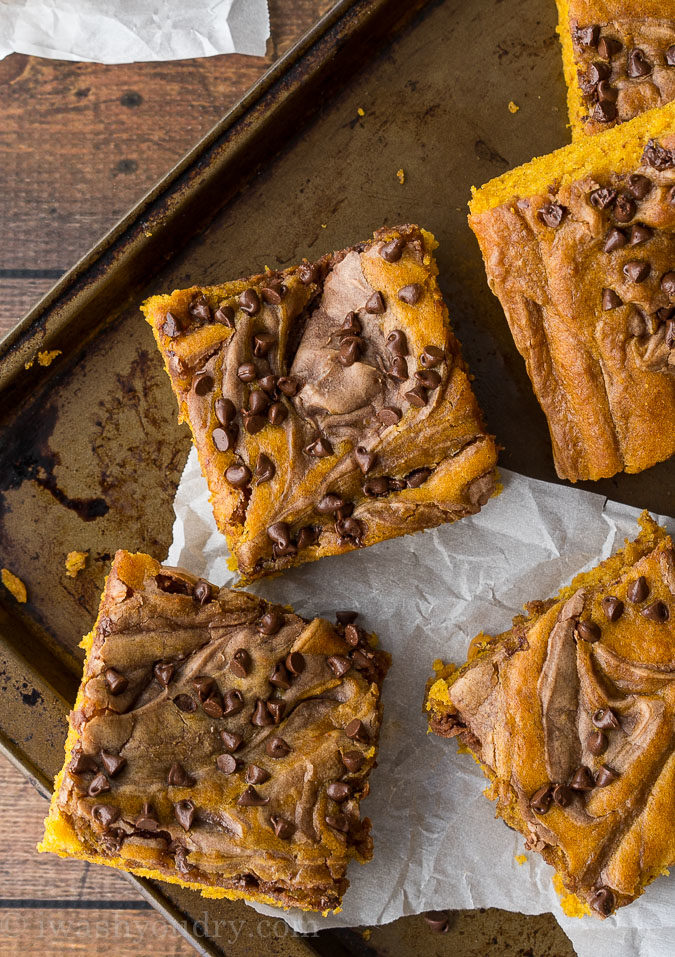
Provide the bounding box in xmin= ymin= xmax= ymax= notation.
xmin=0 ymin=0 xmax=332 ymax=329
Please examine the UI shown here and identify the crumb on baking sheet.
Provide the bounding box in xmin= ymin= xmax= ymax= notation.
xmin=24 ymin=350 xmax=62 ymax=370
xmin=396 ymin=168 xmax=405 ymax=184
xmin=357 ymin=107 xmax=365 ymax=116
xmin=1 ymin=568 xmax=27 ymax=603
xmin=361 ymin=929 xmax=372 ymax=940
xmin=65 ymin=551 xmax=88 ymax=578
xmin=508 ymin=100 xmax=520 ymax=114
xmin=515 ymin=854 xmax=527 ymax=865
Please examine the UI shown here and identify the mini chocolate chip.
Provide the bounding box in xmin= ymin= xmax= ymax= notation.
xmin=212 ymin=425 xmax=238 ymax=452
xmin=202 ymin=692 xmax=224 ymax=718
xmin=255 ymin=453 xmax=275 ymax=485
xmin=575 ymin=25 xmax=599 ymax=48
xmin=405 ymin=386 xmax=428 ymax=407
xmin=552 ymin=783 xmax=573 ymax=807
xmin=327 ymin=781 xmax=351 ymax=802
xmin=363 ymin=476 xmax=390 ymax=497
xmin=327 ymin=655 xmax=352 ymax=677
xmin=661 ymin=271 xmax=675 ymax=298
xmin=163 ymin=312 xmax=183 ymax=338
xmin=628 ymin=224 xmax=652 ymax=246
xmin=156 ymin=574 xmax=193 ymax=596
xmin=298 ymin=262 xmax=319 ymax=284
xmin=286 ymin=651 xmax=305 ymax=676
xmin=230 ymin=648 xmax=251 ymax=679
xmin=297 ymin=525 xmax=320 ymax=549
xmin=642 ymin=139 xmax=675 ymax=170
xmin=338 ymin=336 xmax=362 ymax=367
xmin=354 ymin=446 xmax=377 ymax=473
xmin=529 ymin=784 xmax=553 ymax=814
xmin=325 ymin=813 xmax=349 ymax=832
xmin=378 ymin=406 xmax=402 ymax=426
xmin=601 ymin=596 xmax=624 ymax=621
xmin=595 ymin=764 xmax=619 ymax=787
xmin=589 ymin=187 xmax=616 ymax=209
xmin=193 ymin=672 xmax=215 ymax=697
xmin=415 ymin=368 xmax=441 ymax=389
xmin=642 ymin=600 xmax=669 ymax=622
xmin=271 ymin=815 xmax=294 ymax=839
xmin=173 ymin=694 xmax=197 ymax=713
xmin=613 ymin=193 xmax=635 ymax=222
xmin=189 ymin=294 xmax=212 ymax=322
xmin=221 ymin=730 xmax=243 ymax=751
xmin=252 ymin=699 xmax=274 ymax=726
xmin=623 ymin=260 xmax=650 ymax=283
xmin=627 ymin=575 xmax=649 ymax=603
xmin=238 ymin=785 xmax=269 ymax=807
xmin=344 ymin=623 xmax=361 ymax=646
xmin=174 ymin=800 xmax=195 ymax=830
xmin=590 ymin=886 xmax=615 ymax=916
xmin=406 ymin=467 xmax=432 ymax=488
xmin=239 ymin=289 xmax=260 ymax=316
xmin=317 ymin=494 xmax=344 ymax=516
xmin=338 ymin=312 xmax=362 ymax=337
xmin=576 ymin=620 xmax=601 ymax=643
xmin=587 ymin=730 xmax=608 ymax=756
xmin=569 ymin=766 xmax=595 ymax=791
xmin=398 ymin=283 xmax=423 ymax=305
xmin=305 ymin=436 xmax=333 ymax=457
xmin=88 ymin=773 xmax=110 ymax=797
xmin=154 ymin=662 xmax=175 ymax=687
xmin=336 ymin=516 xmax=364 ymax=542
xmin=252 ymin=332 xmax=275 ymax=357
xmin=593 ymin=99 xmax=617 ymax=122
xmin=596 ymin=80 xmax=617 ymax=103
xmin=237 ymin=362 xmax=257 ymax=383
xmin=222 ymin=689 xmax=244 ymax=716
xmin=242 ymin=411 xmax=266 ymax=435
xmin=269 ymin=661 xmax=291 ymax=689
xmin=104 ymin=668 xmax=128 ymax=696
xmin=598 ymin=36 xmax=622 ymax=59
xmin=193 ymin=579 xmax=212 ymax=605
xmin=277 ymin=376 xmax=300 ymax=396
xmin=365 ymin=291 xmax=385 ymax=314
xmin=587 ymin=61 xmax=610 ymax=84
xmin=69 ymin=752 xmax=98 ymax=775
xmin=267 ymin=700 xmax=285 ymax=724
xmin=246 ymin=764 xmax=270 ymax=784
xmin=538 ymin=202 xmax=566 ymax=227
xmin=627 ymin=48 xmax=651 ymax=77
xmin=259 ymin=374 xmax=277 ymax=394
xmin=248 ymin=390 xmax=270 ymax=415
xmin=100 ymin=752 xmax=126 ymax=777
xmin=336 ymin=610 xmax=358 ymax=625
xmin=626 ymin=174 xmax=652 ymax=200
xmin=341 ymin=750 xmax=364 ymax=773
xmin=168 ymin=762 xmax=194 ymax=787
xmin=193 ymin=373 xmax=213 ymax=396
xmin=216 ymin=753 xmax=238 ymax=775
xmin=420 ymin=345 xmax=444 ymax=368
xmin=267 ymin=402 xmax=287 ymax=426
xmin=93 ymin=804 xmax=120 ymax=827
xmin=266 ymin=735 xmax=291 ymax=758
xmin=593 ymin=708 xmax=620 ymax=730
xmin=379 ymin=237 xmax=405 ymax=262
xmin=225 ymin=463 xmax=252 ymax=488
xmin=267 ymin=522 xmax=292 ymax=548
xmin=345 ymin=718 xmax=369 ymax=742
xmin=214 ymin=304 xmax=235 ymax=326
xmin=387 ymin=330 xmax=408 ymax=356
xmin=261 ymin=283 xmax=284 ymax=305
xmin=602 ymin=288 xmax=623 ymax=310
xmin=424 ymin=912 xmax=450 ymax=933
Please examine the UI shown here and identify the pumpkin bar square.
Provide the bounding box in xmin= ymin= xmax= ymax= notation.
xmin=426 ymin=513 xmax=675 ymax=919
xmin=143 ymin=225 xmax=497 ymax=582
xmin=39 ymin=551 xmax=389 ymax=913
xmin=469 ymin=102 xmax=675 ymax=483
xmin=556 ymin=0 xmax=675 ymax=138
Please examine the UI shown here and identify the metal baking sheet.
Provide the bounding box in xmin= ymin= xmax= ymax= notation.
xmin=1 ymin=0 xmax=671 ymax=952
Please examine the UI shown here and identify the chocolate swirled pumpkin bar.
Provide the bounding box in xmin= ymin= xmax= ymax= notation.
xmin=426 ymin=513 xmax=675 ymax=918
xmin=39 ymin=551 xmax=389 ymax=913
xmin=470 ymin=102 xmax=675 ymax=482
xmin=556 ymin=0 xmax=675 ymax=137
xmin=143 ymin=225 xmax=497 ymax=582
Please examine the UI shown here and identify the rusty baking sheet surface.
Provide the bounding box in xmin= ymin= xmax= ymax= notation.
xmin=2 ymin=0 xmax=671 ymax=952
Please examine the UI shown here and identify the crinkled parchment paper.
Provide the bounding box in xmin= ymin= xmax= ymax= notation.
xmin=0 ymin=1 xmax=269 ymax=62
xmin=168 ymin=446 xmax=674 ymax=957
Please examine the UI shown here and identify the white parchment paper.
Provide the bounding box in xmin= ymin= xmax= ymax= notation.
xmin=0 ymin=0 xmax=269 ymax=62
xmin=168 ymin=446 xmax=675 ymax=957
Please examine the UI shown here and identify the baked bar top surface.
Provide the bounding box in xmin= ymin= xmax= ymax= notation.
xmin=427 ymin=514 xmax=675 ymax=919
xmin=469 ymin=106 xmax=675 ymax=483
xmin=143 ymin=225 xmax=497 ymax=582
xmin=556 ymin=0 xmax=675 ymax=137
xmin=39 ymin=551 xmax=389 ymax=913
